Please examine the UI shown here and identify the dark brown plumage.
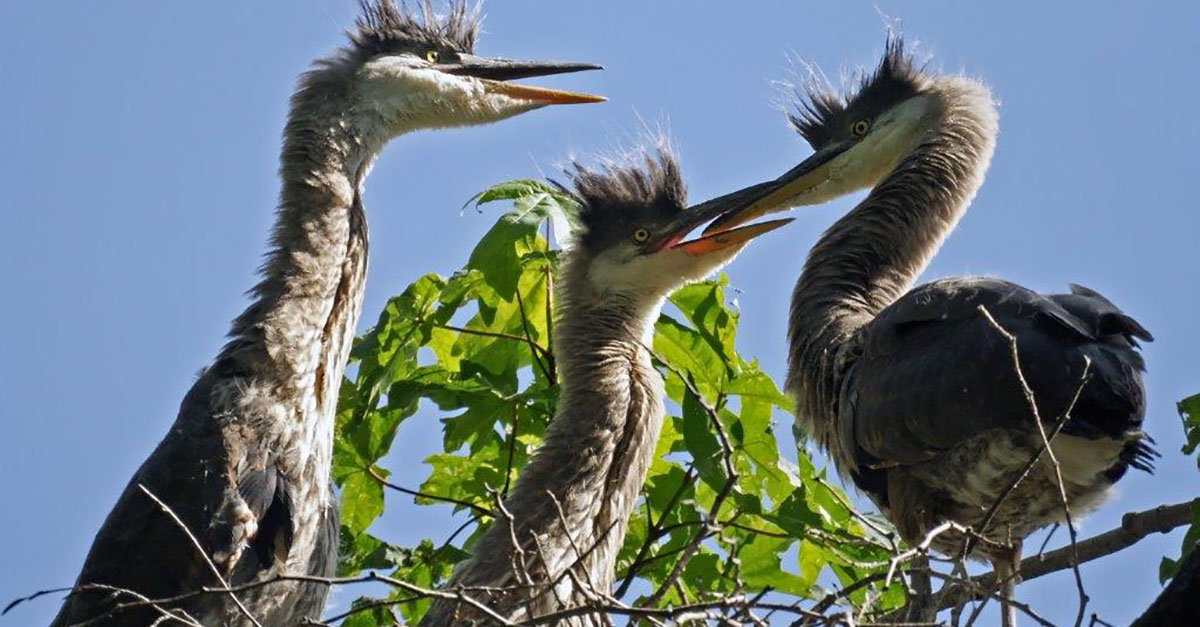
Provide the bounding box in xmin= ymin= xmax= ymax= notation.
xmin=720 ymin=39 xmax=1154 ymax=623
xmin=352 ymin=0 xmax=481 ymax=56
xmin=51 ymin=2 xmax=602 ymax=625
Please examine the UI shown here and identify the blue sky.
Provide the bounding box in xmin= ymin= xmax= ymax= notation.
xmin=2 ymin=2 xmax=1197 ymax=625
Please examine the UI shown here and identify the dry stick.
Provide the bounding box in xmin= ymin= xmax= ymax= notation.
xmin=514 ymin=286 xmax=554 ymax=386
xmin=936 ymin=498 xmax=1196 ymax=613
xmin=528 ymin=533 xmax=573 ymax=614
xmin=56 ymin=582 xmax=203 ymax=627
xmin=532 ymin=518 xmax=620 ymax=610
xmin=613 ymin=465 xmax=698 ymax=597
xmin=978 ymin=305 xmax=1091 ymax=627
xmin=366 ymin=465 xmax=491 ymax=517
xmin=137 ymin=485 xmax=264 ymax=627
xmin=519 ymin=594 xmax=831 ymax=627
xmin=503 ymin=404 xmax=520 ymax=498
xmin=961 ymin=322 xmax=1092 ymax=560
xmin=314 ymin=593 xmax=422 ymax=625
xmin=16 ymin=573 xmax=524 ymax=627
xmin=24 ymin=496 xmax=1190 ymax=627
xmin=954 ymin=358 xmax=1093 ymax=627
xmin=492 ymin=490 xmax=535 ymax=587
xmin=643 ymin=364 xmax=738 ymax=607
xmin=923 ymin=571 xmax=1056 ymax=627
xmin=545 ymin=490 xmax=603 ymax=600
xmin=434 ymin=322 xmax=553 ymax=363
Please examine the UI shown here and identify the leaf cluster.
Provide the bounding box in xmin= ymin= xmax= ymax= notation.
xmin=331 ymin=181 xmax=899 ymax=624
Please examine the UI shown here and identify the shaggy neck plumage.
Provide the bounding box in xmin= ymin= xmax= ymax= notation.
xmin=217 ymin=66 xmax=386 ymax=438
xmin=788 ymin=80 xmax=998 ymax=454
xmin=425 ymin=254 xmax=667 ymax=625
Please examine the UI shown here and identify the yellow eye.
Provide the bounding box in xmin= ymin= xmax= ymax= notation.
xmin=632 ymin=228 xmax=651 ymax=243
xmin=851 ymin=119 xmax=871 ymax=137
xmin=425 ymin=50 xmax=440 ymax=63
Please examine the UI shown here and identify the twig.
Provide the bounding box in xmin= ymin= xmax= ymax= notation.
xmin=643 ymin=361 xmax=737 ymax=606
xmin=366 ymin=465 xmax=491 ymax=517
xmin=978 ymin=305 xmax=1091 ymax=627
xmin=936 ymin=498 xmax=1197 ymax=612
xmin=137 ymin=485 xmax=263 ymax=627
xmin=613 ymin=466 xmax=697 ymax=597
xmin=514 ymin=283 xmax=555 ymax=386
xmin=503 ymin=404 xmax=520 ymax=498
xmin=434 ymin=322 xmax=553 ymax=362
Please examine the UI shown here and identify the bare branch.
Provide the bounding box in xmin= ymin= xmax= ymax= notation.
xmin=978 ymin=305 xmax=1092 ymax=627
xmin=137 ymin=484 xmax=263 ymax=627
xmin=366 ymin=465 xmax=491 ymax=517
xmin=937 ymin=499 xmax=1197 ymax=612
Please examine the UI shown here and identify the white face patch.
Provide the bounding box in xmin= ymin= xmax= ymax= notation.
xmin=356 ymin=56 xmax=542 ymax=135
xmin=585 ymin=242 xmax=746 ymax=307
xmin=826 ymin=95 xmax=935 ymax=194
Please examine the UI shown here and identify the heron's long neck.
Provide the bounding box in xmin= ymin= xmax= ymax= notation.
xmin=215 ymin=82 xmax=386 ymax=449
xmin=438 ymin=260 xmax=666 ymax=622
xmin=789 ymin=82 xmax=997 ymax=447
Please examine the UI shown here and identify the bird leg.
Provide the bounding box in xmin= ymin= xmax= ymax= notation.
xmin=992 ymin=539 xmax=1023 ymax=627
xmin=904 ymin=554 xmax=936 ymax=623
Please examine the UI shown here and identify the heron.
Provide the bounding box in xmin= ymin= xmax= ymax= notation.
xmin=419 ymin=146 xmax=790 ymax=625
xmin=707 ymin=39 xmax=1154 ymax=619
xmin=51 ymin=2 xmax=603 ymax=625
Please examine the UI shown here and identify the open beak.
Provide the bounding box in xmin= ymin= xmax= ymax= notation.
xmin=701 ymin=143 xmax=850 ymax=234
xmin=649 ymin=181 xmax=794 ymax=256
xmin=443 ymin=55 xmax=606 ymax=105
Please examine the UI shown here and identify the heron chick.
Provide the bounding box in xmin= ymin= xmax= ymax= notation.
xmin=420 ymin=146 xmax=790 ymax=626
xmin=51 ymin=2 xmax=602 ymax=626
xmin=710 ymin=38 xmax=1154 ymax=619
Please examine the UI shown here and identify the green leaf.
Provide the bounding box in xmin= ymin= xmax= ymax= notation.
xmin=468 ymin=185 xmax=575 ymax=299
xmin=340 ymin=469 xmax=385 ymax=536
xmin=680 ymin=388 xmax=726 ymax=490
xmin=654 ymin=315 xmax=727 ymax=401
xmin=334 ymin=176 xmax=893 ymax=618
xmin=668 ymin=276 xmax=739 ymax=366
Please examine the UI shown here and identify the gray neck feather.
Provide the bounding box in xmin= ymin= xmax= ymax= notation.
xmin=425 ymin=253 xmax=667 ymax=625
xmin=788 ymin=79 xmax=998 ymax=459
xmin=212 ymin=62 xmax=388 ymax=481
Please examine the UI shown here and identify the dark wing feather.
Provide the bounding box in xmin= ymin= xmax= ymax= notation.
xmin=230 ymin=466 xmax=296 ymax=579
xmin=838 ymin=277 xmax=1150 ymax=479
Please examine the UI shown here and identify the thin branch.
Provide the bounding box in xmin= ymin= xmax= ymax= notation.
xmin=978 ymin=305 xmax=1091 ymax=627
xmin=434 ymin=322 xmax=553 ymax=362
xmin=645 ymin=383 xmax=736 ymax=605
xmin=503 ymin=404 xmax=520 ymax=498
xmin=137 ymin=485 xmax=263 ymax=627
xmin=514 ymin=283 xmax=555 ymax=386
xmin=366 ymin=465 xmax=491 ymax=517
xmin=613 ymin=465 xmax=697 ymax=597
xmin=936 ymin=498 xmax=1197 ymax=612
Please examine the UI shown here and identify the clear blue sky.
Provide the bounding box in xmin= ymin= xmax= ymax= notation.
xmin=2 ymin=2 xmax=1197 ymax=625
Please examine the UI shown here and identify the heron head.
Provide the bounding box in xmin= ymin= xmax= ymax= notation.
xmin=705 ymin=38 xmax=939 ymax=233
xmin=566 ymin=146 xmax=790 ymax=301
xmin=346 ymin=1 xmax=603 ymax=134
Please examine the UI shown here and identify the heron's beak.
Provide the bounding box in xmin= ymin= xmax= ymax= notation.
xmin=701 ymin=143 xmax=851 ymax=234
xmin=443 ymin=55 xmax=606 ymax=105
xmin=650 ymin=181 xmax=794 ymax=256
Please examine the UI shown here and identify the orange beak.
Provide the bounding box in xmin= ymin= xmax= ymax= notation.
xmin=483 ymin=81 xmax=606 ymax=105
xmin=671 ymin=218 xmax=794 ymax=256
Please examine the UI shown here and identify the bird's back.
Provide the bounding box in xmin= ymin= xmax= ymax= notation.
xmin=833 ymin=277 xmax=1152 ymax=556
xmin=50 ymin=369 xmax=338 ymax=626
